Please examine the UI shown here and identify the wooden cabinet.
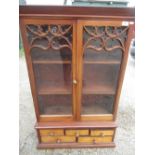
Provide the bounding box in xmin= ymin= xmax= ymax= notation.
xmin=20 ymin=5 xmax=135 ymax=148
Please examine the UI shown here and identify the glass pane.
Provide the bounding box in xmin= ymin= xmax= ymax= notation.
xmin=82 ymin=25 xmax=128 ymax=115
xmin=33 ymin=63 xmax=72 ymax=94
xmin=83 ymin=64 xmax=120 ymax=94
xmin=38 ymin=95 xmax=72 ymax=115
xmin=82 ymin=95 xmax=114 ymax=114
xmin=27 ymin=24 xmax=73 ymax=115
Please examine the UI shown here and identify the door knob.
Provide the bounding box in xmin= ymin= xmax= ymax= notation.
xmin=76 ymin=132 xmax=79 ymax=137
xmin=73 ymin=80 xmax=77 ymax=84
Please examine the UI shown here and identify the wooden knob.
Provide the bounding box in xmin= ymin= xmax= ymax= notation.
xmin=73 ymin=80 xmax=77 ymax=84
xmin=49 ymin=132 xmax=54 ymax=136
xmin=93 ymin=139 xmax=96 ymax=144
xmin=56 ymin=139 xmax=61 ymax=143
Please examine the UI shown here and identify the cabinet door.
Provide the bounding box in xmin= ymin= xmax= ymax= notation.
xmin=20 ymin=19 xmax=77 ymax=121
xmin=77 ymin=20 xmax=133 ymax=121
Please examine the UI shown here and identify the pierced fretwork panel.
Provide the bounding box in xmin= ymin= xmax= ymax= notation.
xmin=83 ymin=26 xmax=128 ymax=53
xmin=26 ymin=24 xmax=73 ymax=51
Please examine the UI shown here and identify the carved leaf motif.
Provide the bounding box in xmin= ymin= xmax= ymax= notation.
xmin=83 ymin=26 xmax=128 ymax=53
xmin=26 ymin=24 xmax=73 ymax=51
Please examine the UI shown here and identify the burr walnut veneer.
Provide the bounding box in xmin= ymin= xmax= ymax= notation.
xmin=20 ymin=5 xmax=135 ymax=148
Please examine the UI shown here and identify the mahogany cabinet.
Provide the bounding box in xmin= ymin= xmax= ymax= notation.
xmin=19 ymin=5 xmax=135 ymax=148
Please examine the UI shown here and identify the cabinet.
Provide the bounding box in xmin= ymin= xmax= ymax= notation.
xmin=20 ymin=5 xmax=135 ymax=148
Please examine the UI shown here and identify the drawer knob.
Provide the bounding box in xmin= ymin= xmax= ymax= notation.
xmin=56 ymin=139 xmax=61 ymax=143
xmin=100 ymin=133 xmax=105 ymax=136
xmin=93 ymin=139 xmax=96 ymax=144
xmin=73 ymin=80 xmax=77 ymax=84
xmin=49 ymin=132 xmax=54 ymax=136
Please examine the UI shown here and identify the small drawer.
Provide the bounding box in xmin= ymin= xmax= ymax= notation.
xmin=90 ymin=129 xmax=114 ymax=136
xmin=65 ymin=129 xmax=89 ymax=136
xmin=78 ymin=136 xmax=113 ymax=143
xmin=39 ymin=129 xmax=64 ymax=136
xmin=41 ymin=136 xmax=76 ymax=143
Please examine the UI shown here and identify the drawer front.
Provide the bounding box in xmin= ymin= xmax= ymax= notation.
xmin=78 ymin=136 xmax=113 ymax=143
xmin=39 ymin=129 xmax=64 ymax=136
xmin=90 ymin=129 xmax=114 ymax=136
xmin=41 ymin=136 xmax=76 ymax=143
xmin=38 ymin=128 xmax=115 ymax=145
xmin=65 ymin=129 xmax=89 ymax=136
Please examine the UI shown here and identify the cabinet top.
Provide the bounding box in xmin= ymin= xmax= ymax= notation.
xmin=19 ymin=5 xmax=134 ymax=21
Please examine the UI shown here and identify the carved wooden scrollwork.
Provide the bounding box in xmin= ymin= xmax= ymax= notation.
xmin=26 ymin=24 xmax=73 ymax=51
xmin=83 ymin=26 xmax=128 ymax=53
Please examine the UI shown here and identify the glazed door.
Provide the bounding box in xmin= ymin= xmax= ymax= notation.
xmin=20 ymin=19 xmax=76 ymax=121
xmin=77 ymin=20 xmax=133 ymax=121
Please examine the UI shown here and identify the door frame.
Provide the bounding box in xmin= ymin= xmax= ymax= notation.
xmin=20 ymin=19 xmax=77 ymax=122
xmin=76 ymin=20 xmax=134 ymax=121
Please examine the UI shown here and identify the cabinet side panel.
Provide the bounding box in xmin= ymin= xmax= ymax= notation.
xmin=20 ymin=18 xmax=40 ymax=121
xmin=113 ymin=24 xmax=134 ymax=120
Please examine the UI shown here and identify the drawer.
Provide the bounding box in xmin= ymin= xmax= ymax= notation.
xmin=90 ymin=129 xmax=114 ymax=136
xmin=78 ymin=136 xmax=113 ymax=143
xmin=39 ymin=129 xmax=64 ymax=136
xmin=41 ymin=136 xmax=76 ymax=143
xmin=65 ymin=129 xmax=89 ymax=136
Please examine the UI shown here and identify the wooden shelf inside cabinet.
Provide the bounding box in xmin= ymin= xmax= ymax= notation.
xmin=37 ymin=82 xmax=71 ymax=95
xmin=83 ymin=84 xmax=115 ymax=95
xmin=33 ymin=60 xmax=71 ymax=65
xmin=37 ymin=82 xmax=115 ymax=95
xmin=84 ymin=60 xmax=121 ymax=65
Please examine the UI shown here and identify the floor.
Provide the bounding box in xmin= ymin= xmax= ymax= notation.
xmin=19 ymin=55 xmax=135 ymax=155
